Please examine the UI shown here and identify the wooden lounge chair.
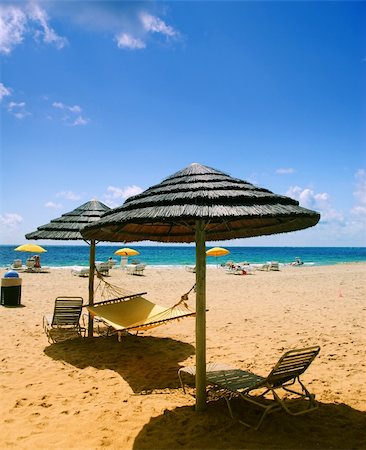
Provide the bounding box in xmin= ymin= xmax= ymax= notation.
xmin=43 ymin=296 xmax=85 ymax=342
xmin=179 ymin=346 xmax=320 ymax=429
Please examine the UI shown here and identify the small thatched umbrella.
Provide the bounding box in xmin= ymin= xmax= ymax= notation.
xmin=26 ymin=200 xmax=110 ymax=336
xmin=81 ymin=163 xmax=320 ymax=410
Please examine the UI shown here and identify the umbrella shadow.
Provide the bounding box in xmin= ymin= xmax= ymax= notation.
xmin=44 ymin=334 xmax=195 ymax=393
xmin=133 ymin=398 xmax=366 ymax=449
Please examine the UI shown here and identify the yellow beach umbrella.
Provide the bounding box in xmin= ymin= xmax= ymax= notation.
xmin=114 ymin=247 xmax=140 ymax=257
xmin=114 ymin=247 xmax=140 ymax=268
xmin=206 ymin=247 xmax=230 ymax=267
xmin=206 ymin=247 xmax=229 ymax=257
xmin=14 ymin=244 xmax=47 ymax=253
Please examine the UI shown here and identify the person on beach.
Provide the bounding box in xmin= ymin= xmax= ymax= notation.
xmin=34 ymin=255 xmax=41 ymax=268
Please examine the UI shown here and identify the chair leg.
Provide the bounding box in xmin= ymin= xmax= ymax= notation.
xmin=271 ymin=380 xmax=318 ymax=416
xmin=223 ymin=394 xmax=280 ymax=430
xmin=178 ymin=370 xmax=187 ymax=394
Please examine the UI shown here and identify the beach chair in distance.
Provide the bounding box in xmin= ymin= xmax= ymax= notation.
xmin=71 ymin=267 xmax=89 ymax=277
xmin=269 ymin=261 xmax=280 ymax=271
xmin=43 ymin=296 xmax=85 ymax=342
xmin=126 ymin=263 xmax=146 ymax=276
xmin=95 ymin=262 xmax=110 ymax=276
xmin=256 ymin=263 xmax=270 ymax=271
xmin=179 ymin=346 xmax=320 ymax=430
xmin=11 ymin=259 xmax=23 ymax=269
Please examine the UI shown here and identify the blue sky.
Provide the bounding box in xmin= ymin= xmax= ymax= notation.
xmin=1 ymin=1 xmax=365 ymax=246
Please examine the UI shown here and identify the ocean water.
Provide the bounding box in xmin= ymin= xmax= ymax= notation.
xmin=1 ymin=245 xmax=365 ymax=268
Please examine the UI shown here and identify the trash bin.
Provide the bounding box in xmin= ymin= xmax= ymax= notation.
xmin=1 ymin=271 xmax=22 ymax=307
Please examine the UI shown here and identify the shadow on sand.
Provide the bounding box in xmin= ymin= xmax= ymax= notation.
xmin=44 ymin=334 xmax=195 ymax=393
xmin=133 ymin=398 xmax=366 ymax=449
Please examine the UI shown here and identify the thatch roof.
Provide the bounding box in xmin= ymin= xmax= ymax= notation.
xmin=26 ymin=200 xmax=110 ymax=241
xmin=81 ymin=163 xmax=320 ymax=243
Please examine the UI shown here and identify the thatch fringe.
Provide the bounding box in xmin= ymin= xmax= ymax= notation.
xmin=26 ymin=200 xmax=110 ymax=241
xmin=81 ymin=163 xmax=320 ymax=243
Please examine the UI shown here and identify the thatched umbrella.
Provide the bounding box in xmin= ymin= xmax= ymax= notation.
xmin=25 ymin=200 xmax=110 ymax=336
xmin=81 ymin=163 xmax=320 ymax=410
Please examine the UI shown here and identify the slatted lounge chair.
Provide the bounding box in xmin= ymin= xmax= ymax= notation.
xmin=179 ymin=346 xmax=320 ymax=429
xmin=71 ymin=267 xmax=90 ymax=277
xmin=95 ymin=262 xmax=110 ymax=275
xmin=43 ymin=296 xmax=85 ymax=342
xmin=11 ymin=259 xmax=23 ymax=269
xmin=269 ymin=261 xmax=280 ymax=271
xmin=26 ymin=259 xmax=35 ymax=269
xmin=126 ymin=264 xmax=146 ymax=276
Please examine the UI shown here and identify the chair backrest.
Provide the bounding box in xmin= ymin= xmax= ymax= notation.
xmin=26 ymin=259 xmax=35 ymax=268
xmin=269 ymin=262 xmax=280 ymax=271
xmin=267 ymin=346 xmax=320 ymax=387
xmin=51 ymin=296 xmax=84 ymax=327
xmin=96 ymin=262 xmax=109 ymax=274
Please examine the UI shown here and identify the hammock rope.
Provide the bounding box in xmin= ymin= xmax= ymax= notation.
xmin=94 ymin=270 xmax=195 ymax=307
xmin=89 ymin=272 xmax=196 ymax=334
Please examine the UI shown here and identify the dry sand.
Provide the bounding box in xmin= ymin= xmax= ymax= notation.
xmin=0 ymin=263 xmax=365 ymax=449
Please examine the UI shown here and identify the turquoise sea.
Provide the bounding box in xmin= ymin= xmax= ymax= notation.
xmin=1 ymin=245 xmax=365 ymax=268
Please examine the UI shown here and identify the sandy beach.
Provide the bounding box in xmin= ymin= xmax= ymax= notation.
xmin=1 ymin=263 xmax=365 ymax=449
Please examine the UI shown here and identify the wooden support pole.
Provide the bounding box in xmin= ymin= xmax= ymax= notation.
xmin=195 ymin=220 xmax=206 ymax=411
xmin=88 ymin=239 xmax=96 ymax=337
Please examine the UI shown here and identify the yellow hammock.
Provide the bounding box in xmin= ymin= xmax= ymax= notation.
xmin=87 ymin=275 xmax=196 ymax=339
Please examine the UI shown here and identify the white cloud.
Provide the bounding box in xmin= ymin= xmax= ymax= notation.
xmin=108 ymin=185 xmax=143 ymax=199
xmin=52 ymin=102 xmax=64 ymax=109
xmin=104 ymin=185 xmax=143 ymax=207
xmin=56 ymin=191 xmax=82 ymax=201
xmin=51 ymin=101 xmax=88 ymax=126
xmin=52 ymin=102 xmax=82 ymax=113
xmin=115 ymin=12 xmax=180 ymax=50
xmin=70 ymin=116 xmax=88 ymax=126
xmin=351 ymin=206 xmax=366 ymax=216
xmin=319 ymin=208 xmax=345 ymax=224
xmin=0 ymin=3 xmax=67 ymax=55
xmin=0 ymin=82 xmax=11 ymax=101
xmin=140 ymin=12 xmax=178 ymax=37
xmin=286 ymin=186 xmax=329 ymax=209
xmin=29 ymin=3 xmax=67 ymax=49
xmin=285 ymin=173 xmax=366 ymax=245
xmin=115 ymin=32 xmax=145 ymax=50
xmin=69 ymin=105 xmax=81 ymax=113
xmin=7 ymin=101 xmax=30 ymax=119
xmin=45 ymin=201 xmax=63 ymax=209
xmin=276 ymin=168 xmax=295 ymax=174
xmin=286 ymin=185 xmax=346 ymax=228
xmin=0 ymin=5 xmax=27 ymax=54
xmin=0 ymin=212 xmax=23 ymax=228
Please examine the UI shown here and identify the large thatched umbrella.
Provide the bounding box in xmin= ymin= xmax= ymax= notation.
xmin=81 ymin=163 xmax=320 ymax=410
xmin=26 ymin=200 xmax=110 ymax=336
